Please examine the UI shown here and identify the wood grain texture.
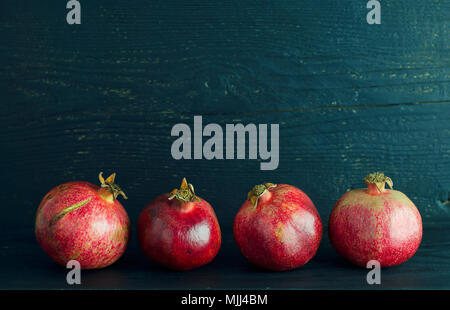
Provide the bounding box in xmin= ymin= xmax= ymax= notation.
xmin=1 ymin=219 xmax=449 ymax=289
xmin=0 ymin=0 xmax=449 ymax=239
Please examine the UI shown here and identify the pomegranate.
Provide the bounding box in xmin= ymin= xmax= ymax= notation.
xmin=328 ymin=172 xmax=422 ymax=267
xmin=35 ymin=172 xmax=130 ymax=269
xmin=233 ymin=183 xmax=323 ymax=271
xmin=137 ymin=178 xmax=221 ymax=271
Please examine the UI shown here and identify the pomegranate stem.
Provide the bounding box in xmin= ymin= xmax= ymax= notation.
xmin=247 ymin=183 xmax=276 ymax=208
xmin=363 ymin=172 xmax=393 ymax=194
xmin=168 ymin=178 xmax=201 ymax=202
xmin=99 ymin=172 xmax=127 ymax=200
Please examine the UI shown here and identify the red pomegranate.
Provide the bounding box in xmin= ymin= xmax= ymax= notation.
xmin=233 ymin=183 xmax=323 ymax=271
xmin=35 ymin=172 xmax=130 ymax=269
xmin=137 ymin=178 xmax=221 ymax=271
xmin=328 ymin=172 xmax=422 ymax=267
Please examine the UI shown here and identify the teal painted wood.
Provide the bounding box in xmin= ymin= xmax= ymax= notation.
xmin=2 ymin=219 xmax=450 ymax=289
xmin=0 ymin=0 xmax=449 ymax=236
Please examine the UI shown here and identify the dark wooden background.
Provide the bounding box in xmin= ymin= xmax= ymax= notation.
xmin=0 ymin=0 xmax=449 ymax=289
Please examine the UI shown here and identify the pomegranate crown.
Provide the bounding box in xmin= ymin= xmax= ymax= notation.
xmin=168 ymin=178 xmax=201 ymax=202
xmin=99 ymin=172 xmax=128 ymax=200
xmin=247 ymin=183 xmax=276 ymax=208
xmin=363 ymin=172 xmax=393 ymax=193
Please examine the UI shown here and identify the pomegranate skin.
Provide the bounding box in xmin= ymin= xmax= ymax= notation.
xmin=328 ymin=185 xmax=422 ymax=267
xmin=137 ymin=194 xmax=221 ymax=271
xmin=35 ymin=181 xmax=130 ymax=269
xmin=233 ymin=184 xmax=323 ymax=271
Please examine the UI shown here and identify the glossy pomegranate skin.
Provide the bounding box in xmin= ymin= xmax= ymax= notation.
xmin=137 ymin=194 xmax=221 ymax=271
xmin=328 ymin=186 xmax=422 ymax=267
xmin=35 ymin=182 xmax=130 ymax=269
xmin=233 ymin=184 xmax=323 ymax=271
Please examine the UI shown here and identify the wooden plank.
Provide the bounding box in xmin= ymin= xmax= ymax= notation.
xmin=0 ymin=105 xmax=449 ymax=230
xmin=1 ymin=1 xmax=448 ymax=112
xmin=1 ymin=219 xmax=450 ymax=289
xmin=0 ymin=0 xmax=449 ymax=232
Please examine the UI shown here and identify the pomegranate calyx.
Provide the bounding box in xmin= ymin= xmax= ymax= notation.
xmin=168 ymin=178 xmax=201 ymax=203
xmin=99 ymin=172 xmax=128 ymax=200
xmin=363 ymin=172 xmax=393 ymax=193
xmin=247 ymin=183 xmax=276 ymax=208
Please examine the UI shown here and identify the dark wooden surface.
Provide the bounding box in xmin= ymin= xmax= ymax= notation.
xmin=0 ymin=0 xmax=449 ymax=289
xmin=1 ymin=219 xmax=450 ymax=289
